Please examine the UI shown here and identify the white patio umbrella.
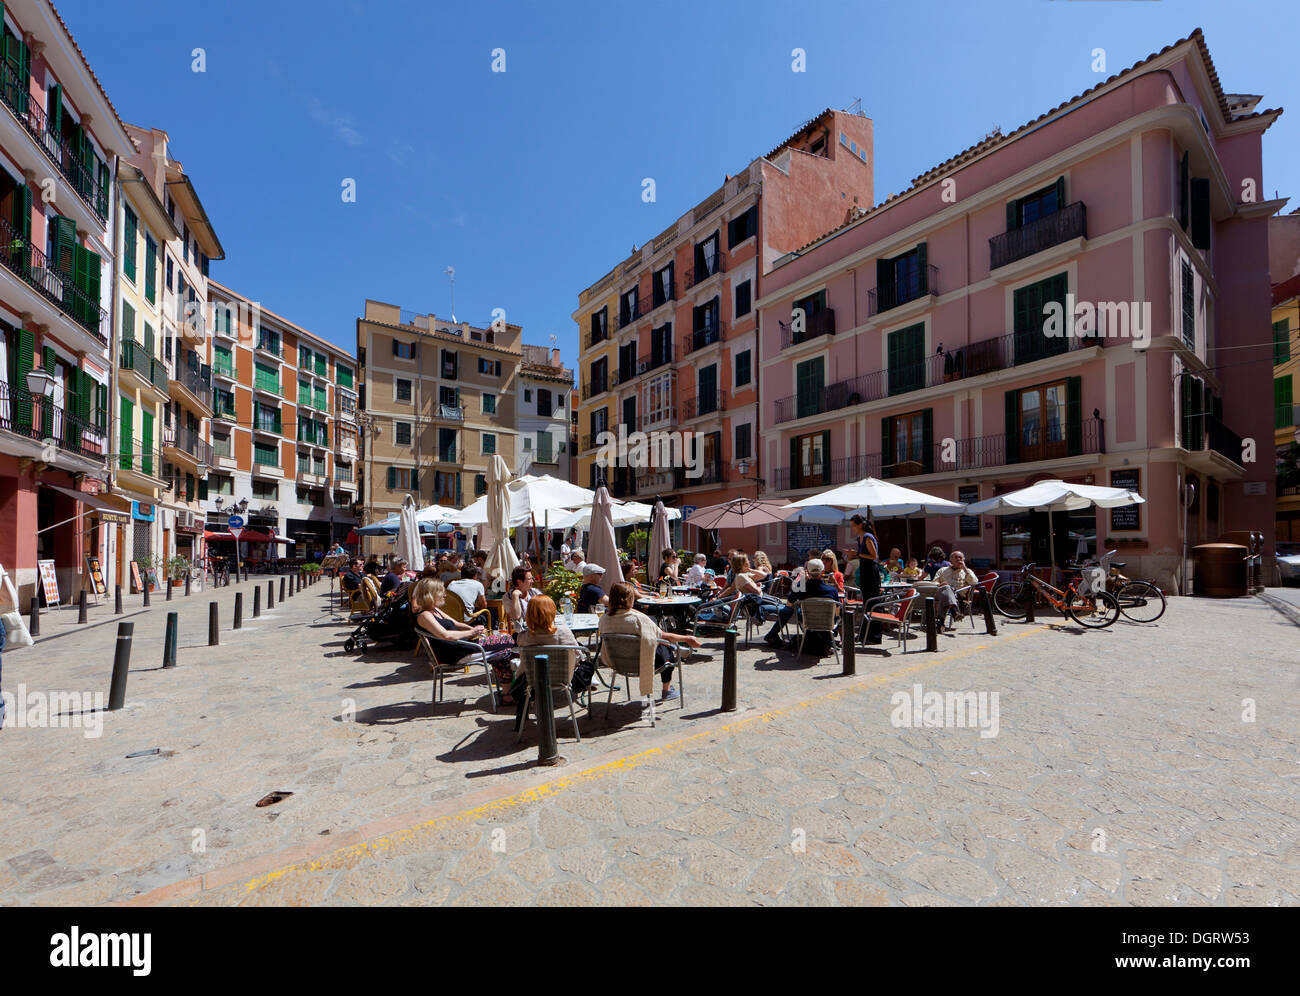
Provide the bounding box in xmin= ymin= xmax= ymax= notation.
xmin=547 ymin=500 xmax=680 ymax=531
xmin=585 ymin=485 xmax=625 ymax=593
xmin=648 ymin=499 xmax=671 ymax=583
xmin=393 ymin=494 xmax=425 ymax=572
xmin=784 ymin=477 xmax=965 ymax=560
xmin=483 ymin=455 xmax=519 ymax=596
xmin=965 ymin=479 xmax=1146 ymax=585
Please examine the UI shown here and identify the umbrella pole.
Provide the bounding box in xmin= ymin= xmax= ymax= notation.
xmin=1048 ymin=507 xmax=1057 ymax=590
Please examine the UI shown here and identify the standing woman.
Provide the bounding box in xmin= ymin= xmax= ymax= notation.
xmin=850 ymin=514 xmax=882 ymax=644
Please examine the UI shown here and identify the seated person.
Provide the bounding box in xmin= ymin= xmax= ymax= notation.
xmin=576 ymin=563 xmax=609 ymax=612
xmin=657 ymin=549 xmax=680 ymax=585
xmin=503 ymin=565 xmax=537 ymax=630
xmin=379 ymin=557 xmax=407 ymax=596
xmin=410 ymin=578 xmax=486 ymax=665
xmin=448 ymin=565 xmax=488 ymax=619
xmin=706 ymin=548 xmax=729 ymax=574
xmin=764 ymin=558 xmax=842 ymax=649
xmin=508 ymin=594 xmax=589 ymax=713
xmin=683 ymin=553 xmax=709 ymax=587
xmin=934 ymin=549 xmax=980 ymax=625
xmin=750 ymin=551 xmax=773 ymax=584
xmin=902 ymin=557 xmax=924 ymax=580
xmin=598 ymin=581 xmax=701 ymax=703
xmin=341 ymin=557 xmax=366 ymax=593
xmin=363 ymin=557 xmax=384 ymax=578
xmin=885 ymin=548 xmax=905 ymax=575
xmin=566 ymin=549 xmax=585 ymax=572
xmin=821 ymin=549 xmax=846 ymax=593
xmin=923 ymin=546 xmax=950 ymax=581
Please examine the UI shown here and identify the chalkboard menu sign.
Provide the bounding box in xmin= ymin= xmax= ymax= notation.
xmin=1109 ymin=469 xmax=1142 ymax=531
xmin=786 ymin=523 xmax=836 ymax=568
xmin=958 ymin=485 xmax=980 ymax=537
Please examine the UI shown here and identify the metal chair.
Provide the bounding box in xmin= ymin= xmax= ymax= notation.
xmin=415 ymin=632 xmax=498 ymax=711
xmin=860 ymin=587 xmax=918 ymax=651
xmin=691 ymin=593 xmax=742 ymax=638
xmin=515 ymin=645 xmax=584 ymax=742
xmin=597 ymin=633 xmax=683 ymax=727
xmin=794 ymin=597 xmax=841 ymax=667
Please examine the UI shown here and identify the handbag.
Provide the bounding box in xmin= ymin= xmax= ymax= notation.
xmin=0 ymin=564 xmax=34 ymax=649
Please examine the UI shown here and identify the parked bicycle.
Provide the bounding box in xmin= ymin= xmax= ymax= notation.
xmin=1075 ymin=550 xmax=1166 ymax=623
xmin=991 ymin=562 xmax=1120 ymax=628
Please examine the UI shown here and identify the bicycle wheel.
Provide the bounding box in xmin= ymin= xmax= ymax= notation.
xmin=991 ymin=581 xmax=1028 ymax=619
xmin=1065 ymin=589 xmax=1120 ymax=629
xmin=1114 ymin=580 xmax=1166 ymax=623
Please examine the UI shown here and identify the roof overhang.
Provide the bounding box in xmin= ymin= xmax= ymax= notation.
xmin=119 ymin=163 xmax=180 ymax=240
xmin=164 ymin=167 xmax=225 ymax=259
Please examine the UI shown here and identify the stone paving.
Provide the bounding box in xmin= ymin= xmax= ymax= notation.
xmin=1 ymin=575 xmax=1297 ymax=906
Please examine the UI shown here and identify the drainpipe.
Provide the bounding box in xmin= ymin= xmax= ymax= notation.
xmin=107 ymin=153 xmax=123 ymax=589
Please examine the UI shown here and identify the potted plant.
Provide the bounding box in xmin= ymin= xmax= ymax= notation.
xmin=626 ymin=528 xmax=649 ymax=562
xmin=134 ymin=554 xmax=159 ymax=592
xmin=166 ymin=555 xmax=190 ymax=586
xmin=542 ymin=564 xmax=581 ymax=605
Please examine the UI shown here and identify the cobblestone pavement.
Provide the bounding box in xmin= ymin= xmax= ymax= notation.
xmin=1 ymin=578 xmax=1297 ymax=906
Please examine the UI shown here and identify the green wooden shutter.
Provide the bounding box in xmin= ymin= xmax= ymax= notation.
xmin=40 ymin=346 xmax=55 ymax=437
xmin=1006 ymin=200 xmax=1018 ymax=232
xmin=789 ymin=437 xmax=798 ymax=487
xmin=9 ymin=180 xmax=30 ymax=278
xmin=198 ymin=476 xmax=209 ymax=501
xmin=120 ymin=397 xmax=134 ymax=471
xmin=1276 ymin=376 xmax=1293 ymax=431
xmin=122 ymin=206 xmax=137 ymax=281
xmin=141 ymin=409 xmax=154 ymax=476
xmin=881 ymin=416 xmax=892 ymax=474
xmin=387 ymin=467 xmax=396 ymax=490
xmin=1065 ymin=376 xmax=1082 ymax=456
xmin=1054 ymin=176 xmax=1066 ymax=211
xmin=51 ymin=216 xmax=76 ymax=274
xmin=65 ymin=368 xmax=83 ymax=435
xmin=94 ymin=382 xmax=107 ymax=433
xmin=916 ymin=243 xmax=928 ymax=295
xmin=1179 ymin=152 xmax=1190 ymax=230
xmin=1004 ymin=390 xmax=1019 ymax=464
xmin=921 ymin=409 xmax=934 ymax=474
xmin=12 ymin=328 xmax=33 ymax=430
xmin=144 ymin=236 xmax=157 ymax=303
xmin=48 ymin=81 xmax=61 ymax=135
xmin=820 ymin=430 xmax=832 ymax=485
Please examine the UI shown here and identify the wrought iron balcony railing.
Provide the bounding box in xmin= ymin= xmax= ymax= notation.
xmin=0 ymin=378 xmax=106 ymax=458
xmin=778 ymin=309 xmax=836 ymax=350
xmin=868 ymin=264 xmax=938 ymax=316
xmin=0 ymin=217 xmax=108 ymax=342
xmin=990 ymin=202 xmax=1087 ymax=270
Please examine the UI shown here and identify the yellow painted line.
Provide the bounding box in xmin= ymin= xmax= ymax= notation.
xmin=191 ymin=624 xmax=1051 ymax=901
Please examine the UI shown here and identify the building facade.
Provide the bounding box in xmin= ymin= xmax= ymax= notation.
xmin=0 ymin=0 xmax=134 ymax=605
xmin=757 ymin=32 xmax=1279 ymax=587
xmin=1271 ymin=274 xmax=1299 ymax=544
xmin=517 ymin=343 xmax=573 ymax=480
xmin=205 ymin=281 xmax=359 ymax=563
xmin=356 ymin=300 xmax=521 ymax=552
xmin=573 ymin=108 xmax=875 ymax=552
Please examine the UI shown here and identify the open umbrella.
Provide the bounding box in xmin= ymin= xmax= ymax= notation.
xmin=784 ymin=477 xmax=965 ymax=561
xmin=686 ymin=497 xmax=798 ymax=530
xmin=965 ymin=479 xmax=1145 ymax=585
xmin=483 ymin=455 xmax=519 ymax=596
xmin=648 ymin=499 xmax=670 ymax=583
xmin=393 ymin=494 xmax=425 ymax=572
xmin=585 ymin=485 xmax=625 ymax=593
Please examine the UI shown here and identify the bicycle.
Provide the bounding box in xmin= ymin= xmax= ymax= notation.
xmin=1078 ymin=550 xmax=1167 ymax=623
xmin=990 ymin=562 xmax=1120 ymax=628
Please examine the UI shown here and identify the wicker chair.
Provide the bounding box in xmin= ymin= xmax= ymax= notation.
xmin=416 ymin=632 xmax=498 ymax=711
xmin=347 ymin=575 xmax=381 ymax=617
xmin=515 ymin=645 xmax=584 ymax=742
xmin=598 ymin=633 xmax=683 ymax=728
xmin=794 ymin=597 xmax=841 ymax=666
xmin=442 ymin=589 xmax=492 ymax=629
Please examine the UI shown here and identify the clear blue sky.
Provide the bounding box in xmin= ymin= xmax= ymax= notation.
xmin=60 ymin=0 xmax=1296 ymax=363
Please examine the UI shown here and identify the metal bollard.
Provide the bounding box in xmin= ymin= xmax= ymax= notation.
xmin=29 ymin=596 xmax=39 ymax=637
xmin=533 ymin=653 xmax=562 ymax=766
xmin=208 ymin=601 xmax=219 ymax=646
xmin=78 ymin=589 xmax=88 ymax=624
xmin=233 ymin=591 xmax=243 ymax=630
xmin=163 ymin=611 xmax=178 ymax=668
xmin=268 ymin=579 xmax=275 ymax=609
xmin=980 ymin=588 xmax=998 ymax=635
xmin=166 ymin=575 xmax=173 ymax=601
xmin=721 ymin=628 xmax=738 ymax=712
xmin=108 ymin=622 xmax=133 ymax=710
xmin=185 ymin=572 xmax=191 ymax=597
xmin=924 ymin=597 xmax=938 ymax=652
xmin=842 ymin=606 xmax=856 ymax=675
xmin=142 ymin=581 xmax=151 ymax=607
xmin=1023 ymin=585 xmax=1035 ymax=624
xmin=115 ymin=583 xmax=123 ymax=615
xmin=253 ymin=585 xmax=261 ymax=618
xmin=280 ymin=576 xmax=286 ymax=602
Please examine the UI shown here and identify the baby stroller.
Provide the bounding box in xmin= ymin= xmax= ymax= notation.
xmin=343 ymin=581 xmax=417 ymax=653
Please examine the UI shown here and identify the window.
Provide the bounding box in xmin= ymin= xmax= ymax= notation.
xmin=1012 ymin=272 xmax=1069 ymax=363
xmin=483 ymin=393 xmax=496 ymax=414
xmin=209 ymin=473 xmax=234 ymax=496
xmin=165 ymin=256 xmax=173 ymax=292
xmin=1007 ymin=178 xmax=1063 ymax=229
xmin=735 ymin=422 xmax=752 ymax=460
xmin=1005 ymin=377 xmax=1081 ymax=463
xmin=1277 ymin=376 xmax=1294 ymax=431
xmin=643 ymin=374 xmax=673 ymax=427
xmin=394 ymin=421 xmax=412 ymax=445
xmin=253 ymin=362 xmax=279 ymax=394
xmin=214 ymin=344 xmax=233 ymax=377
xmin=1181 ymin=260 xmax=1195 ymax=349
xmin=392 ymin=338 xmax=415 ymax=359
xmin=253 ymin=440 xmax=279 ymax=466
xmin=727 ymin=205 xmax=758 ymax=248
xmin=795 ymin=356 xmax=824 ymax=419
xmin=653 ymin=263 xmax=675 ymax=308
xmin=588 ymin=357 xmax=608 ymax=394
xmin=887 ymin=323 xmax=925 ymax=395
xmin=144 ymin=234 xmax=157 ymax=303
xmin=338 ymin=365 xmax=354 ymax=389
xmin=791 ymin=431 xmax=830 ymax=489
xmin=441 ymin=349 xmax=458 ymax=379
xmin=122 ymin=301 xmax=135 ymax=341
xmin=213 ymin=387 xmax=235 ymax=419
xmin=1190 ymin=177 xmax=1211 ymax=250
xmin=252 ymin=479 xmax=277 ymax=500
xmin=523 ymin=436 xmax=532 ymax=450
xmin=253 ymin=402 xmax=281 ymax=434
xmin=589 ymin=307 xmax=608 ymax=343
xmin=524 ymin=389 xmax=532 ymax=403
xmin=474 ymin=473 xmax=487 ymax=496
xmin=537 ymin=431 xmax=553 ymax=463
xmin=875 ymin=244 xmax=929 ymax=311
xmin=395 ymin=378 xmax=412 ymax=402
xmin=537 ymin=388 xmax=552 ymax=418
xmin=438 ymin=428 xmax=456 ymax=462
xmin=1274 ymin=320 xmax=1291 ymax=366
xmin=478 ymin=357 xmax=502 ymax=376
xmin=882 ymin=409 xmax=932 ymax=477
xmin=693 ymin=232 xmax=721 ymax=280
xmin=386 ymin=467 xmax=416 ymax=491
xmin=439 ymin=385 xmax=458 ymax=410
xmin=735 ymin=350 xmax=752 ymax=388
xmin=735 ymin=279 xmax=752 ymax=318
xmin=212 ymin=433 xmax=231 ymax=458
xmin=257 ymin=326 xmax=280 ymax=355
xmin=619 ymin=286 xmax=639 ymax=327
xmin=481 ymin=432 xmax=497 ymax=455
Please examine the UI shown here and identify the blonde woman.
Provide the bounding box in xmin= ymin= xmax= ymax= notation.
xmin=410 ymin=578 xmax=485 ymax=643
xmin=821 ymin=548 xmax=845 ymax=593
xmin=750 ymin=550 xmax=773 ymax=583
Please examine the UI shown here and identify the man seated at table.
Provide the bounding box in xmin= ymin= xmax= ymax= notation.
xmin=566 ymin=549 xmax=585 ymax=572
xmin=683 ymin=552 xmax=710 ymax=587
xmin=763 ymin=557 xmax=841 ymax=649
xmin=576 ymin=563 xmax=608 ymax=612
xmin=448 ymin=565 xmax=488 ymax=617
xmin=933 ymin=549 xmax=980 ymax=626
xmin=379 ymin=558 xmax=408 ymax=596
xmin=341 ymin=558 xmax=366 ymax=593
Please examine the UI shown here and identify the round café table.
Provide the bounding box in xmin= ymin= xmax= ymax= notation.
xmin=635 ymin=594 xmax=702 ymax=633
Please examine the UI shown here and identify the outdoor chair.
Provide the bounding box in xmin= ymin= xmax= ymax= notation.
xmin=515 ymin=645 xmax=585 ymax=743
xmin=347 ymin=575 xmax=381 ymax=617
xmin=950 ymin=571 xmax=999 ymax=631
xmin=416 ymin=633 xmax=499 ymax=711
xmin=740 ymin=593 xmax=785 ymax=645
xmin=598 ymin=633 xmax=683 ymax=728
xmin=794 ymin=597 xmax=841 ymax=667
xmin=443 ymin=590 xmax=493 ymax=629
xmin=691 ymin=592 xmax=742 ymax=638
xmin=768 ymin=574 xmax=792 ymax=601
xmin=860 ymin=587 xmax=918 ymax=651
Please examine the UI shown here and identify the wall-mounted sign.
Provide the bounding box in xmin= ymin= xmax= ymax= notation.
xmin=1109 ymin=469 xmax=1142 ymax=531
xmin=1243 ymin=481 xmax=1266 ymax=496
xmin=957 ymin=485 xmax=980 ymax=538
xmin=132 ymin=501 xmax=155 ymax=522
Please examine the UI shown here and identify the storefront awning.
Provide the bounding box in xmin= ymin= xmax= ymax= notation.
xmin=42 ymin=485 xmax=130 ymax=522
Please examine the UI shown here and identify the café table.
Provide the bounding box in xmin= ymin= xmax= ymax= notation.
xmin=635 ymin=594 xmax=702 ymax=633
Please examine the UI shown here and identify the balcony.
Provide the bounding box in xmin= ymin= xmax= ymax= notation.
xmin=990 ymin=202 xmax=1087 ymax=271
xmin=335 ymin=389 xmax=358 ymax=420
xmin=771 ymin=328 xmax=1104 ymax=424
xmin=119 ymin=339 xmax=169 ymax=398
xmin=433 ymin=403 xmax=465 ymax=422
xmin=583 ymin=326 xmax=609 ymax=351
xmin=868 ymin=264 xmax=938 ymax=317
xmin=163 ymin=424 xmax=213 ymax=469
xmin=333 ymin=463 xmax=355 ymax=484
xmin=638 ymin=345 xmax=674 ymax=375
xmin=435 ymin=448 xmax=457 ymax=464
xmin=618 ymin=297 xmax=650 ymax=330
xmin=252 ymin=413 xmax=283 ymax=438
xmin=170 ymin=354 xmax=213 ymax=414
xmin=638 ymin=408 xmax=676 ymax=430
xmin=1184 ymin=413 xmax=1246 ymax=473
xmin=687 ymin=321 xmax=727 ymax=355
xmin=296 ymin=467 xmax=329 ymax=487
xmin=674 ymin=463 xmax=727 ymax=489
xmin=254 ymin=337 xmax=283 ymax=360
xmin=118 ymin=441 xmax=165 ymax=483
xmin=252 ymin=446 xmax=282 ymax=474
xmin=0 ymin=217 xmax=109 ymax=346
xmin=0 ymin=61 xmax=109 ymax=221
xmin=635 ymin=469 xmax=677 ymax=495
xmin=685 ymin=255 xmax=726 ymax=290
xmin=252 ymin=369 xmax=281 ymax=397
xmin=581 ymin=379 xmax=609 ymax=401
xmin=779 ymin=309 xmax=836 ymax=350
xmin=651 ymin=280 xmax=676 ymax=311
xmin=681 ymin=391 xmax=727 ymax=420
xmin=0 ymin=379 xmax=106 ymax=461
xmin=212 ymin=355 xmax=237 ymax=382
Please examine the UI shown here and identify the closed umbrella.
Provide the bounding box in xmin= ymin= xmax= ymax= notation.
xmin=484 ymin=455 xmax=519 ymax=596
xmin=393 ymin=494 xmax=425 ymax=572
xmin=586 ymin=486 xmax=625 ymax=593
xmin=649 ymin=499 xmax=670 ymax=583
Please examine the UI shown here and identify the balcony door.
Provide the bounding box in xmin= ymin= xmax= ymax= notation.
xmin=1015 ymin=380 xmax=1069 ymax=463
xmin=697 ymin=364 xmax=718 ymax=415
xmin=795 ymin=357 xmax=824 ymax=420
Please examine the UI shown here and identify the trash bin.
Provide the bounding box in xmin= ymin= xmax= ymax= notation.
xmin=1192 ymin=543 xmax=1249 ymax=598
xmin=1219 ymin=531 xmax=1263 ymax=593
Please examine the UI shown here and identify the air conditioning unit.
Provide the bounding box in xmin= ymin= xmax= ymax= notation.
xmin=177 ymin=510 xmax=194 ymax=529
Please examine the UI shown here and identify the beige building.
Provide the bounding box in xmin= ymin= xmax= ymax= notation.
xmin=356 ymin=301 xmax=521 ymax=549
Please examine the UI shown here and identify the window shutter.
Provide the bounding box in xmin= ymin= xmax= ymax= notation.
xmin=411 ymin=469 xmax=419 ymax=493
xmin=1054 ymin=176 xmax=1066 ymax=211
xmin=789 ymin=437 xmax=798 ymax=486
xmin=387 ymin=467 xmax=396 ymax=490
xmin=1179 ymin=152 xmax=1190 ymax=230
xmin=1006 ymin=201 xmax=1018 ymax=232
xmin=1066 ymin=376 xmax=1082 ymax=456
xmin=876 ymin=257 xmax=890 ymax=301
xmin=198 ymin=476 xmax=209 ymax=501
xmin=921 ymin=409 xmax=934 ymax=474
xmin=1004 ymin=391 xmax=1019 ymax=464
xmin=94 ymin=381 xmax=107 ymax=433
xmin=122 ymin=207 xmax=137 ymax=281
xmin=1189 ymin=178 xmax=1211 ymax=250
xmin=916 ymin=243 xmax=929 ymax=295
xmin=48 ymin=82 xmax=62 ymax=134
xmin=12 ymin=328 xmax=34 ymax=429
xmin=40 ymin=346 xmax=55 ymax=436
xmin=144 ymin=236 xmax=157 ymax=302
xmin=881 ymin=416 xmax=892 ymax=472
xmin=51 ymin=216 xmax=76 ymax=275
xmin=10 ymin=179 xmax=30 ymax=246
xmin=120 ymin=397 xmax=134 ymax=471
xmin=820 ymin=430 xmax=832 ymax=485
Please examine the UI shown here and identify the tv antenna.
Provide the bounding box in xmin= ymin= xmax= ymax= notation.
xmin=445 ymin=266 xmax=456 ymax=323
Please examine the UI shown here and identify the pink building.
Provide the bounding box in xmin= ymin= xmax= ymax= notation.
xmin=757 ymin=31 xmax=1281 ymax=588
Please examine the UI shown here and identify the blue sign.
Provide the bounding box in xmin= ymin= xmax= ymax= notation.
xmin=226 ymin=514 xmax=245 ymax=530
xmin=682 ymin=505 xmax=697 ymax=518
xmin=131 ymin=501 xmax=155 ymax=522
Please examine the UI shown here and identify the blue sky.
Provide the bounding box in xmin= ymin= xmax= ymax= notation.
xmin=60 ymin=0 xmax=1297 ymax=362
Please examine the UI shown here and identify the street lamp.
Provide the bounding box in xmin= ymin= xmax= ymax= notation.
xmin=26 ymin=368 xmax=55 ymax=400
xmin=736 ymin=458 xmax=765 ymax=487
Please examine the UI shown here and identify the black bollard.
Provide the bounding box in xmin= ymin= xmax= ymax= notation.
xmin=208 ymin=601 xmax=219 ymax=646
xmin=29 ymin=596 xmax=39 ymax=637
xmin=184 ymin=572 xmax=191 ymax=597
xmin=924 ymin=597 xmax=938 ymax=652
xmin=108 ymin=622 xmax=133 ymax=710
xmin=533 ymin=654 xmax=561 ymax=766
xmin=166 ymin=575 xmax=173 ymax=601
xmin=842 ymin=605 xmax=856 ymax=675
xmin=721 ymin=628 xmax=738 ymax=712
xmin=78 ymin=589 xmax=88 ymax=624
xmin=1023 ymin=584 xmax=1036 ymax=623
xmin=979 ymin=587 xmax=998 ymax=635
xmin=280 ymin=576 xmax=286 ymax=602
xmin=253 ymin=585 xmax=261 ymax=618
xmin=143 ymin=580 xmax=151 ymax=607
xmin=115 ymin=583 xmax=123 ymax=615
xmin=267 ymin=579 xmax=275 ymax=610
xmin=233 ymin=591 xmax=243 ymax=630
xmin=163 ymin=611 xmax=178 ymax=668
